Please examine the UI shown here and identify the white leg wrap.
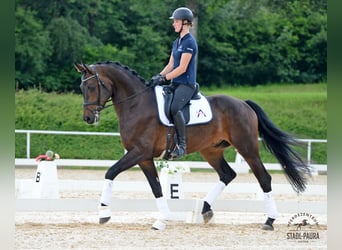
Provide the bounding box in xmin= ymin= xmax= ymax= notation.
xmin=100 ymin=179 xmax=113 ymax=206
xmin=204 ymin=181 xmax=226 ymax=205
xmin=156 ymin=196 xmax=171 ymax=221
xmin=264 ymin=191 xmax=278 ymax=219
xmin=98 ymin=204 xmax=111 ymax=218
xmin=151 ymin=220 xmax=166 ymax=230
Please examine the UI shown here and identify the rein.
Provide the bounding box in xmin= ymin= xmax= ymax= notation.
xmin=113 ymin=85 xmax=152 ymax=105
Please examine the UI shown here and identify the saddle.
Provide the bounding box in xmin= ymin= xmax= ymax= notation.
xmin=154 ymin=85 xmax=212 ymax=127
xmin=163 ymin=83 xmax=201 ymax=124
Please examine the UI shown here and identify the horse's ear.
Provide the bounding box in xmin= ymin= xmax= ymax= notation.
xmin=74 ymin=63 xmax=85 ymax=73
xmin=82 ymin=63 xmax=92 ymax=74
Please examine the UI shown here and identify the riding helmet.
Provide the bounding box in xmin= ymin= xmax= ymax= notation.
xmin=169 ymin=7 xmax=194 ymax=22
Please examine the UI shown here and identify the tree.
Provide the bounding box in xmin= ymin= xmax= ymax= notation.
xmin=197 ymin=0 xmax=326 ymax=86
xmin=15 ymin=0 xmax=326 ymax=91
xmin=47 ymin=16 xmax=97 ymax=65
xmin=15 ymin=6 xmax=52 ymax=87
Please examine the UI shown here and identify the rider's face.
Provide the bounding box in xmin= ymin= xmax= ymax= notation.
xmin=172 ymin=19 xmax=183 ymax=33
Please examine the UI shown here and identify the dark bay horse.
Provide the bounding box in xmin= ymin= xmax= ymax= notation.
xmin=74 ymin=61 xmax=310 ymax=231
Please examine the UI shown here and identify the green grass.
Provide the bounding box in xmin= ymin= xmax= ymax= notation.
xmin=15 ymin=83 xmax=327 ymax=164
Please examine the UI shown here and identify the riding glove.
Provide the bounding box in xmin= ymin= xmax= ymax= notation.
xmin=150 ymin=74 xmax=167 ymax=86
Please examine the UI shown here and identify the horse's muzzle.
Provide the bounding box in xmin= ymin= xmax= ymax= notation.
xmin=84 ymin=111 xmax=100 ymax=124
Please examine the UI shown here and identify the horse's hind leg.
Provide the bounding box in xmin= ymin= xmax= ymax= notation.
xmin=200 ymin=148 xmax=237 ymax=223
xmin=240 ymin=148 xmax=278 ymax=230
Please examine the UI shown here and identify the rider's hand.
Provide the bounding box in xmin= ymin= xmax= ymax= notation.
xmin=149 ymin=74 xmax=167 ymax=86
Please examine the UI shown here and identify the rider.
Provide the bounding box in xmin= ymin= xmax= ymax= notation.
xmin=151 ymin=7 xmax=198 ymax=159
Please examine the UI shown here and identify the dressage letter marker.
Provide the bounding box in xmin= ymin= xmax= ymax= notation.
xmin=160 ymin=169 xmax=184 ymax=199
xmin=170 ymin=184 xmax=179 ymax=199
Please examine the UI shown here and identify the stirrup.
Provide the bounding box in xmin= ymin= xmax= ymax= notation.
xmin=170 ymin=144 xmax=186 ymax=159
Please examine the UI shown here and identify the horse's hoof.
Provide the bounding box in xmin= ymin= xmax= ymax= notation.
xmin=202 ymin=209 xmax=214 ymax=224
xmin=98 ymin=205 xmax=111 ymax=224
xmin=99 ymin=216 xmax=111 ymax=224
xmin=262 ymin=217 xmax=275 ymax=230
xmin=151 ymin=220 xmax=166 ymax=230
xmin=262 ymin=224 xmax=274 ymax=231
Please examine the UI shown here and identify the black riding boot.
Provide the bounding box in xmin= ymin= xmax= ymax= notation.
xmin=171 ymin=110 xmax=187 ymax=159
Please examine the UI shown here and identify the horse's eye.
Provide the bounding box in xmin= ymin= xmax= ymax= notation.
xmin=88 ymin=85 xmax=96 ymax=92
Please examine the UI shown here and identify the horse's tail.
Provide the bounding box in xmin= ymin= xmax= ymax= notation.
xmin=245 ymin=99 xmax=310 ymax=193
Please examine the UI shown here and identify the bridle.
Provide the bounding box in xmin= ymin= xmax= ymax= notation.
xmin=81 ymin=65 xmax=153 ymax=113
xmin=81 ymin=65 xmax=113 ymax=113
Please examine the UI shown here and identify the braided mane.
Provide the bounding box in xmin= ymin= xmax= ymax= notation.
xmin=95 ymin=61 xmax=148 ymax=85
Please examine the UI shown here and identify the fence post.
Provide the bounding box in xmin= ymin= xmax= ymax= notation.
xmin=307 ymin=141 xmax=312 ymax=165
xmin=26 ymin=131 xmax=30 ymax=159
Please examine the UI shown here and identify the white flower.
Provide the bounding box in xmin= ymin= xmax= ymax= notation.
xmin=157 ymin=161 xmax=190 ymax=175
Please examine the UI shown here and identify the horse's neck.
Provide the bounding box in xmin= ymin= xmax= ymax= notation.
xmin=110 ymin=69 xmax=146 ymax=104
xmin=109 ymin=69 xmax=152 ymax=118
xmin=114 ymin=89 xmax=155 ymax=129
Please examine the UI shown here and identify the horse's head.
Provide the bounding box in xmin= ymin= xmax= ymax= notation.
xmin=74 ymin=63 xmax=113 ymax=124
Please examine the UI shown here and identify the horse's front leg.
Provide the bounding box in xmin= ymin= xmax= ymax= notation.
xmin=139 ymin=160 xmax=171 ymax=230
xmin=98 ymin=148 xmax=144 ymax=224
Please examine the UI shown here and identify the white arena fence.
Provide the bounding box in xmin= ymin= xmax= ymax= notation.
xmin=16 ymin=180 xmax=327 ymax=215
xmin=15 ymin=129 xmax=327 ymax=174
xmin=15 ymin=130 xmax=326 ymax=217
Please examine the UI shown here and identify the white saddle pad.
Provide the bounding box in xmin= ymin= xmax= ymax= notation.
xmin=154 ymin=85 xmax=213 ymax=126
